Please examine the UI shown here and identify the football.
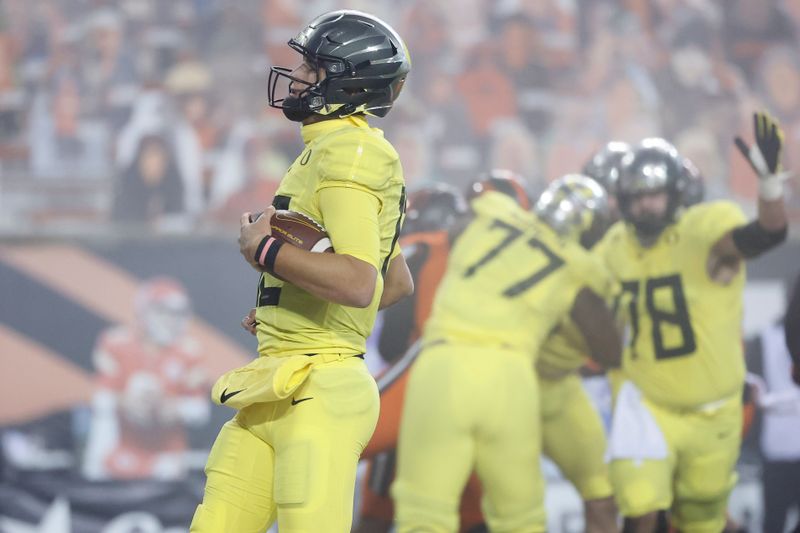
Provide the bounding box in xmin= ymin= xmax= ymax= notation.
xmin=251 ymin=210 xmax=333 ymax=253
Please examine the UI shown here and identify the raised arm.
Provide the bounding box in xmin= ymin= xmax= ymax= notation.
xmin=711 ymin=111 xmax=789 ymax=265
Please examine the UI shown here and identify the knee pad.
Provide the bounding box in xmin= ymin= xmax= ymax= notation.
xmin=611 ymin=460 xmax=672 ymax=517
xmin=671 ymin=495 xmax=728 ymax=533
xmin=672 ymin=467 xmax=734 ymax=531
xmin=482 ymin=498 xmax=545 ymax=533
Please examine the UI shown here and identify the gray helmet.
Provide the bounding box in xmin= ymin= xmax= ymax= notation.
xmin=680 ymin=156 xmax=705 ymax=207
xmin=582 ymin=141 xmax=632 ymax=195
xmin=268 ymin=10 xmax=410 ymax=120
xmin=617 ymin=138 xmax=686 ymax=242
xmin=534 ymin=174 xmax=610 ymax=248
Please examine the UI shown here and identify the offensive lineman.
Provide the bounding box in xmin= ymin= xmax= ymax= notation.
xmin=599 ymin=113 xmax=789 ymax=532
xmin=392 ymin=176 xmax=622 ymax=532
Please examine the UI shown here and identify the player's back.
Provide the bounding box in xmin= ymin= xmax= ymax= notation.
xmin=423 ymin=191 xmax=598 ymax=359
xmin=597 ymin=201 xmax=748 ymax=409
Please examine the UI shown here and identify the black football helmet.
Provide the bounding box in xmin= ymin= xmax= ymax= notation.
xmin=466 ymin=169 xmax=532 ymax=210
xmin=582 ymin=141 xmax=632 ymax=195
xmin=617 ymin=138 xmax=686 ymax=243
xmin=680 ymin=156 xmax=705 ymax=207
xmin=403 ymin=183 xmax=468 ymax=235
xmin=268 ymin=10 xmax=410 ymax=121
xmin=534 ymin=174 xmax=611 ymax=249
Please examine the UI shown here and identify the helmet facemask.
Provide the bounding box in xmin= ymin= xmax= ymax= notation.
xmin=268 ymin=46 xmax=346 ymax=122
xmin=616 ymin=139 xmax=686 ymax=247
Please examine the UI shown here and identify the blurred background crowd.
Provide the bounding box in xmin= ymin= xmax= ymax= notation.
xmin=0 ymin=0 xmax=799 ymax=235
xmin=2 ymin=0 xmax=800 ymax=531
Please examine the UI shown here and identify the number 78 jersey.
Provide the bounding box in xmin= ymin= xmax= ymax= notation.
xmin=596 ymin=201 xmax=748 ymax=410
xmin=422 ymin=191 xmax=612 ymax=359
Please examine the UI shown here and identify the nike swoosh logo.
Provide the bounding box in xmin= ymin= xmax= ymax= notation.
xmin=291 ymin=397 xmax=314 ymax=406
xmin=220 ymin=388 xmax=245 ymax=404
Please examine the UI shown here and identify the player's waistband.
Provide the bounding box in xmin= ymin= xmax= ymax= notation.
xmin=651 ymin=391 xmax=739 ymax=415
xmin=422 ymin=338 xmax=529 ymax=357
xmin=304 ymin=353 xmax=364 ymax=360
xmin=261 ymin=352 xmax=364 ymax=361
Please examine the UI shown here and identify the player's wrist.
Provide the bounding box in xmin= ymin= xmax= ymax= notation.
xmin=758 ymin=170 xmax=790 ymax=201
xmin=254 ymin=235 xmax=284 ymax=273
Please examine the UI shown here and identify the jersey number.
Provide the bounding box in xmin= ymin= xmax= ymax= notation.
xmin=614 ymin=274 xmax=696 ymax=360
xmin=463 ymin=219 xmax=564 ymax=298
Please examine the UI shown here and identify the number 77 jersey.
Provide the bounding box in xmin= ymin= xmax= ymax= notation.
xmin=422 ymin=191 xmax=612 ymax=359
xmin=596 ymin=201 xmax=748 ymax=410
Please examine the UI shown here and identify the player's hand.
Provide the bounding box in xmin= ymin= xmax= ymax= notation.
xmin=241 ymin=308 xmax=257 ymax=335
xmin=239 ymin=206 xmax=275 ymax=269
xmin=734 ymin=111 xmax=791 ymax=200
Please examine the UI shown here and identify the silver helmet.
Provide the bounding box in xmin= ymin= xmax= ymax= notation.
xmin=534 ymin=174 xmax=611 ymax=248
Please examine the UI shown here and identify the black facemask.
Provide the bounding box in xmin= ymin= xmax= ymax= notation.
xmin=282 ymin=95 xmax=315 ymax=122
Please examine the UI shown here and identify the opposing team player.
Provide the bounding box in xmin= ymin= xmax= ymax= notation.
xmin=598 ymin=113 xmax=789 ymax=533
xmin=191 ymin=10 xmax=413 ymax=532
xmin=84 ymin=277 xmax=208 ymax=480
xmin=392 ymin=176 xmax=622 ymax=532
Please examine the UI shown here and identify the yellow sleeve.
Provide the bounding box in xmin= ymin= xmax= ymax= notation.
xmin=684 ymin=201 xmax=747 ymax=249
xmin=315 ymin=131 xmax=398 ymax=203
xmin=571 ymin=248 xmax=615 ymax=299
xmin=389 ymin=240 xmax=402 ymax=260
xmin=592 ymin=221 xmax=624 ymax=272
xmin=318 ymin=186 xmax=382 ymax=270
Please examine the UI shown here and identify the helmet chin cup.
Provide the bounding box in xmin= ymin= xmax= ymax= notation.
xmin=281 ymin=95 xmax=314 ymax=122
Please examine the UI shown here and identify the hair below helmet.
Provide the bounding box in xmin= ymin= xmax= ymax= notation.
xmin=466 ymin=169 xmax=531 ymax=210
xmin=534 ymin=174 xmax=610 ymax=248
xmin=616 ymin=138 xmax=686 ymax=242
xmin=268 ymin=10 xmax=410 ymax=120
xmin=403 ymin=183 xmax=468 ymax=234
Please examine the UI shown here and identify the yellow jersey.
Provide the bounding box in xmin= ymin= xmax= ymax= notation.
xmin=596 ymin=201 xmax=748 ymax=409
xmin=422 ymin=191 xmax=610 ymax=359
xmin=537 ymin=245 xmax=618 ymax=377
xmin=537 ymin=313 xmax=593 ymax=377
xmin=255 ymin=115 xmax=405 ymax=357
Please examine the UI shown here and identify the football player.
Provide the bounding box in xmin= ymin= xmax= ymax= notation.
xmin=192 ymin=11 xmax=413 ymax=532
xmin=582 ymin=141 xmax=633 ymax=220
xmin=392 ymin=174 xmax=622 ymax=532
xmin=83 ymin=277 xmax=208 ymax=480
xmin=358 ymin=174 xmax=527 ymax=533
xmin=598 ymin=113 xmax=789 ymax=533
xmin=534 ymin=175 xmax=619 ymax=533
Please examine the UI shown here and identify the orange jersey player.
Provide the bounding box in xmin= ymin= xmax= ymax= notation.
xmin=83 ymin=277 xmax=209 ymax=480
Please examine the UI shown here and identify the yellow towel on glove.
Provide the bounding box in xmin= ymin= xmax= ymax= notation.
xmin=211 ymin=354 xmax=320 ymax=410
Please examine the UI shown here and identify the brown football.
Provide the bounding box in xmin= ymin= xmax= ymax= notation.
xmin=252 ymin=210 xmax=333 ymax=253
